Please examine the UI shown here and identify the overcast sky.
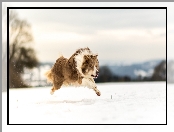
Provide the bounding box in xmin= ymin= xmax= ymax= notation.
xmin=4 ymin=2 xmax=173 ymax=65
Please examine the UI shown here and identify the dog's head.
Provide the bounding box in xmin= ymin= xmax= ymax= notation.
xmin=81 ymin=54 xmax=99 ymax=78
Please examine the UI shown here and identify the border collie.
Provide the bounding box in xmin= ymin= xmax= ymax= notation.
xmin=45 ymin=47 xmax=101 ymax=96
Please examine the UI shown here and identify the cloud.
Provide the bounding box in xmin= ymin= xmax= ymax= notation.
xmin=7 ymin=7 xmax=167 ymax=63
xmin=15 ymin=9 xmax=166 ymax=34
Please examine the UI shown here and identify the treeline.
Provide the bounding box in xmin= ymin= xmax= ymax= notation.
xmin=95 ymin=60 xmax=166 ymax=83
xmin=95 ymin=66 xmax=131 ymax=83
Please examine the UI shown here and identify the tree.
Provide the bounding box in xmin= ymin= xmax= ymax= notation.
xmin=9 ymin=10 xmax=39 ymax=88
xmin=95 ymin=65 xmax=131 ymax=83
xmin=151 ymin=60 xmax=166 ymax=81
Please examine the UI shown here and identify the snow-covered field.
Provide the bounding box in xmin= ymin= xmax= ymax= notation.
xmin=2 ymin=82 xmax=174 ymax=132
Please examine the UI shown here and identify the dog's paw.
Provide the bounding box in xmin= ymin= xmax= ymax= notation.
xmin=50 ymin=91 xmax=54 ymax=95
xmin=96 ymin=91 xmax=101 ymax=96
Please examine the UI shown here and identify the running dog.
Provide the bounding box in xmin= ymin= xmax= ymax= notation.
xmin=45 ymin=47 xmax=100 ymax=96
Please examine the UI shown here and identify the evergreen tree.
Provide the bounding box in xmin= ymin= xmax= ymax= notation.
xmin=151 ymin=60 xmax=166 ymax=81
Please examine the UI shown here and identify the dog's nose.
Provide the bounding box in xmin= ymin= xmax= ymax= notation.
xmin=96 ymin=71 xmax=99 ymax=75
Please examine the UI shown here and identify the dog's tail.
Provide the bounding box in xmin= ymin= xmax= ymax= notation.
xmin=45 ymin=69 xmax=53 ymax=83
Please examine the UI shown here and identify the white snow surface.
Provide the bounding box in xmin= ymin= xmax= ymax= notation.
xmin=2 ymin=82 xmax=173 ymax=132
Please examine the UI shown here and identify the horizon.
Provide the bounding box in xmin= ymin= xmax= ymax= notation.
xmin=39 ymin=58 xmax=166 ymax=66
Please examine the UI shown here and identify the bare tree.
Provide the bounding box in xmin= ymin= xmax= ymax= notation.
xmin=9 ymin=10 xmax=39 ymax=88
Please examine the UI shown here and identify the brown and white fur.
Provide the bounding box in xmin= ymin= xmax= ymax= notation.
xmin=45 ymin=47 xmax=101 ymax=96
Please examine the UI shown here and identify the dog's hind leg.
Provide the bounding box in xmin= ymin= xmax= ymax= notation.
xmin=50 ymin=80 xmax=64 ymax=95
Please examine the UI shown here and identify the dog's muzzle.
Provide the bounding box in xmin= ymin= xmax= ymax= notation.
xmin=92 ymin=71 xmax=99 ymax=79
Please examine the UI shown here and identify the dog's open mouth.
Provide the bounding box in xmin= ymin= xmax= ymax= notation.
xmin=91 ymin=74 xmax=99 ymax=79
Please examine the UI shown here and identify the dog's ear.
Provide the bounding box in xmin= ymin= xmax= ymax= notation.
xmin=84 ymin=55 xmax=91 ymax=60
xmin=90 ymin=55 xmax=94 ymax=58
xmin=84 ymin=55 xmax=88 ymax=60
xmin=91 ymin=54 xmax=98 ymax=59
xmin=87 ymin=55 xmax=91 ymax=58
xmin=84 ymin=56 xmax=90 ymax=64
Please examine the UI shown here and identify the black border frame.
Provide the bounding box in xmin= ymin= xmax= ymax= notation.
xmin=7 ymin=6 xmax=167 ymax=125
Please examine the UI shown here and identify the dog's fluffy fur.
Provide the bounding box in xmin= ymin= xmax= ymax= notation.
xmin=45 ymin=47 xmax=101 ymax=96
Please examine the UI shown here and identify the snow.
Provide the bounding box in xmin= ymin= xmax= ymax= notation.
xmin=2 ymin=82 xmax=173 ymax=132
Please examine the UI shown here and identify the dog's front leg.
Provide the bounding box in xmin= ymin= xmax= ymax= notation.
xmin=89 ymin=78 xmax=101 ymax=96
xmin=82 ymin=78 xmax=101 ymax=96
xmin=93 ymin=86 xmax=101 ymax=96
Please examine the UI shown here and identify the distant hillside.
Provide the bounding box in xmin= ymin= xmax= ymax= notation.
xmin=108 ymin=59 xmax=163 ymax=79
xmin=22 ymin=59 xmax=166 ymax=87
